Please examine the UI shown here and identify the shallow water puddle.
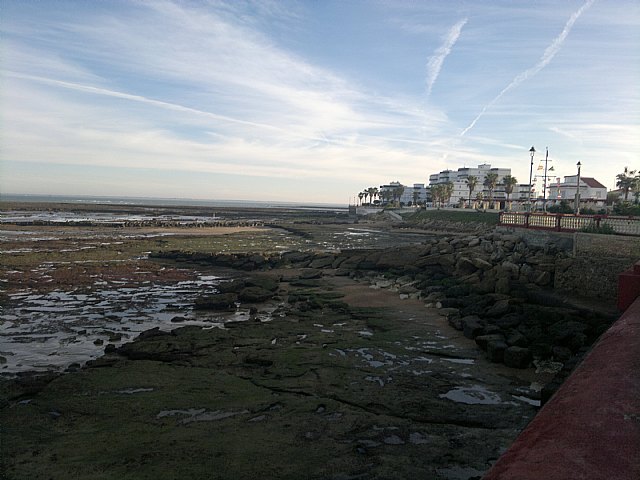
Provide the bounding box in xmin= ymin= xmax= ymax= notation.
xmin=439 ymin=385 xmax=504 ymax=405
xmin=0 ymin=273 xmax=246 ymax=374
xmin=157 ymin=408 xmax=248 ymax=424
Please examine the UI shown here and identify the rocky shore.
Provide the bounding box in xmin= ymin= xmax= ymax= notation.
xmin=154 ymin=229 xmax=616 ymax=379
xmin=0 ymin=208 xmax=623 ymax=480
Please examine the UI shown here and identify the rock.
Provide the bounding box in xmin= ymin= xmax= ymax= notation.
xmin=472 ymin=257 xmax=493 ymax=271
xmin=504 ymin=347 xmax=532 ymax=369
xmin=239 ymin=287 xmax=274 ymax=303
xmin=456 ymin=257 xmax=478 ymax=275
xmin=462 ymin=316 xmax=484 ymax=339
xmin=171 ymin=316 xmax=187 ymax=323
xmin=195 ymin=293 xmax=238 ymax=310
xmin=218 ymin=279 xmax=246 ymax=293
xmin=506 ymin=331 xmax=528 ymax=347
xmin=552 ymin=346 xmax=573 ymax=362
xmin=494 ymin=277 xmax=511 ymax=294
xmin=486 ymin=340 xmax=507 ymax=363
xmin=448 ymin=316 xmax=463 ymax=330
xmin=299 ymin=269 xmax=322 ymax=280
xmin=486 ymin=299 xmax=511 ymax=317
xmin=475 ymin=334 xmax=505 ymax=351
xmin=438 ymin=254 xmax=456 ymax=267
xmin=309 ymin=255 xmax=335 ymax=269
xmin=245 ymin=276 xmax=279 ymax=292
xmin=534 ymin=270 xmax=552 ymax=286
xmin=468 ymin=237 xmax=481 ymax=247
xmin=495 ymin=313 xmax=524 ymax=329
xmin=398 ymin=285 xmax=419 ymax=295
xmin=93 ymin=339 xmax=104 ymax=346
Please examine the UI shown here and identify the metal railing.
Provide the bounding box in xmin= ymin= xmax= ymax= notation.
xmin=498 ymin=212 xmax=640 ymax=236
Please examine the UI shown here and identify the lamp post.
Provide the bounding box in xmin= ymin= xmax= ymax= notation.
xmin=528 ymin=146 xmax=535 ymax=212
xmin=575 ymin=161 xmax=582 ymax=215
xmin=542 ymin=147 xmax=549 ymax=211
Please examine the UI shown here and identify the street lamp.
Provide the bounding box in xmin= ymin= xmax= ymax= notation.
xmin=575 ymin=161 xmax=582 ymax=215
xmin=528 ymin=146 xmax=535 ymax=212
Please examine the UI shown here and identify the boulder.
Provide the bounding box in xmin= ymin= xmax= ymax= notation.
xmin=218 ymin=279 xmax=246 ymax=293
xmin=239 ymin=287 xmax=275 ymax=303
xmin=194 ymin=293 xmax=238 ymax=310
xmin=475 ymin=334 xmax=505 ymax=351
xmin=506 ymin=331 xmax=529 ymax=347
xmin=309 ymin=255 xmax=335 ymax=269
xmin=472 ymin=257 xmax=493 ymax=271
xmin=504 ymin=346 xmax=532 ymax=368
xmin=486 ymin=299 xmax=511 ymax=317
xmin=462 ymin=316 xmax=484 ymax=339
xmin=486 ymin=340 xmax=507 ymax=363
xmin=455 ymin=257 xmax=478 ymax=275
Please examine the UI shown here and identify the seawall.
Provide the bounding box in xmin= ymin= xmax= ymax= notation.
xmin=483 ymin=278 xmax=640 ymax=479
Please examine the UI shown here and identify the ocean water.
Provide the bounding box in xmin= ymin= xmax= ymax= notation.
xmin=0 ymin=194 xmax=347 ymax=212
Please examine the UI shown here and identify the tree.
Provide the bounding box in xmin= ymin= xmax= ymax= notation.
xmin=632 ymin=175 xmax=640 ymax=205
xmin=393 ymin=186 xmax=405 ymax=206
xmin=483 ymin=173 xmax=499 ymax=209
xmin=443 ymin=181 xmax=454 ymax=206
xmin=616 ymin=167 xmax=637 ymax=201
xmin=465 ymin=175 xmax=478 ymax=208
xmin=431 ymin=184 xmax=443 ymax=208
xmin=357 ymin=192 xmax=364 ymax=205
xmin=367 ymin=187 xmax=379 ymax=205
xmin=502 ymin=175 xmax=518 ymax=210
xmin=412 ymin=190 xmax=420 ymax=207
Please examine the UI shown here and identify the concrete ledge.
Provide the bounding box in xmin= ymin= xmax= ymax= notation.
xmin=483 ymin=297 xmax=640 ymax=480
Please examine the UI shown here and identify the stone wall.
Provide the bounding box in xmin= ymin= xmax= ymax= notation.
xmin=497 ymin=228 xmax=639 ymax=302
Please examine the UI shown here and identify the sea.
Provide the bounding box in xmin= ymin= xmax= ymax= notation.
xmin=0 ymin=194 xmax=348 ymax=212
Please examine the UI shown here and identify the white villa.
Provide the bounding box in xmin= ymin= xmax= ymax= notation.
xmin=546 ymin=175 xmax=607 ymax=209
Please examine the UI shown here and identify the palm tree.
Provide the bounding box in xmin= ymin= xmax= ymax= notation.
xmin=475 ymin=192 xmax=484 ymax=210
xmin=390 ymin=186 xmax=404 ymax=206
xmin=465 ymin=176 xmax=478 ymax=209
xmin=361 ymin=191 xmax=369 ymax=205
xmin=616 ymin=167 xmax=637 ymax=201
xmin=412 ymin=190 xmax=420 ymax=207
xmin=367 ymin=187 xmax=379 ymax=205
xmin=430 ymin=184 xmax=442 ymax=208
xmin=443 ymin=181 xmax=454 ymax=206
xmin=633 ymin=175 xmax=640 ymax=205
xmin=357 ymin=192 xmax=364 ymax=206
xmin=483 ymin=173 xmax=499 ymax=209
xmin=502 ymin=175 xmax=518 ymax=211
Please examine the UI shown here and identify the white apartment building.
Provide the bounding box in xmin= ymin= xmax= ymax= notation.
xmin=379 ymin=182 xmax=427 ymax=205
xmin=428 ymin=164 xmax=514 ymax=207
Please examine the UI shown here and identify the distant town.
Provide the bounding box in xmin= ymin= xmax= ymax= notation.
xmin=356 ymin=160 xmax=639 ymax=215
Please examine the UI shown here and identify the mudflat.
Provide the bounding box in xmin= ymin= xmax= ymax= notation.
xmin=1 ymin=203 xmax=566 ymax=480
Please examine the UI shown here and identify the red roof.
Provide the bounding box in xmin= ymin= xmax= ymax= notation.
xmin=582 ymin=177 xmax=606 ymax=189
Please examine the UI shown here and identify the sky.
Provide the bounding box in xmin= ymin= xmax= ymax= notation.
xmin=1 ymin=0 xmax=639 ymax=204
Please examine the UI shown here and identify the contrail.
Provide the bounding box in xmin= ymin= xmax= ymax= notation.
xmin=426 ymin=18 xmax=468 ymax=96
xmin=9 ymin=71 xmax=433 ymax=151
xmin=460 ymin=0 xmax=595 ymax=137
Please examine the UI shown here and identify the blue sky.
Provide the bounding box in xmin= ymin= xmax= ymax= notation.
xmin=1 ymin=0 xmax=638 ymax=204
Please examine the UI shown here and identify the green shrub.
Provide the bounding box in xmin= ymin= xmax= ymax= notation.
xmin=580 ymin=223 xmax=615 ymax=235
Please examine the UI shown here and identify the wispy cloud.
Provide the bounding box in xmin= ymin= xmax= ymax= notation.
xmin=460 ymin=0 xmax=595 ymax=137
xmin=426 ymin=18 xmax=468 ymax=96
